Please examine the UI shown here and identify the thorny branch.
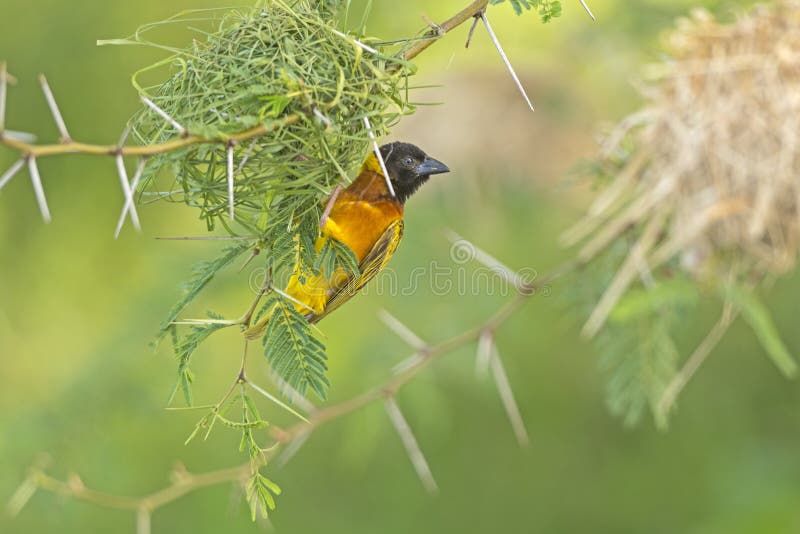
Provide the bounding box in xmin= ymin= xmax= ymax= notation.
xmin=8 ymin=256 xmax=574 ymax=533
xmin=0 ymin=0 xmax=522 ymax=233
xmin=3 ymin=0 xmax=596 ymax=530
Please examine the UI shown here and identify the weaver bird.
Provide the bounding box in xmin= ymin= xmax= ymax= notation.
xmin=245 ymin=142 xmax=449 ymax=339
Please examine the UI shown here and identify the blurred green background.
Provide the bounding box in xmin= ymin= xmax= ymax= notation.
xmin=2 ymin=0 xmax=800 ymax=532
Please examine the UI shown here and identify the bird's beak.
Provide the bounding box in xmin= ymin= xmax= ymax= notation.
xmin=416 ymin=157 xmax=450 ymax=176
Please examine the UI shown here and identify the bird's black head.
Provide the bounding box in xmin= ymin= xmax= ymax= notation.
xmin=378 ymin=142 xmax=450 ymax=203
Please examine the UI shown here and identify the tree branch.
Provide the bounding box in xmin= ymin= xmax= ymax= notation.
xmin=10 ymin=258 xmax=570 ymax=529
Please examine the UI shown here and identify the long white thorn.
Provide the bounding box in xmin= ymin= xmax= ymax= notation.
xmin=363 ymin=116 xmax=396 ymax=197
xmin=234 ymin=138 xmax=257 ymax=177
xmin=0 ymin=62 xmax=7 ymax=132
xmin=446 ymin=229 xmax=526 ymax=290
xmin=247 ymin=380 xmax=310 ymax=423
xmin=384 ymin=397 xmax=438 ymax=495
xmin=480 ymin=13 xmax=534 ymax=112
xmin=27 ymin=157 xmax=51 ymax=223
xmin=136 ymin=508 xmax=151 ymax=534
xmin=0 ymin=158 xmax=25 ymax=192
xmin=140 ymin=96 xmax=186 ymax=135
xmin=115 ymin=154 xmax=141 ymax=233
xmin=490 ymin=351 xmax=529 ymax=447
xmin=115 ymin=158 xmax=146 ymax=238
xmin=330 ymin=28 xmax=380 ymax=55
xmin=3 ymin=130 xmax=37 ymax=143
xmin=577 ymin=0 xmax=596 ymax=21
xmin=227 ymin=143 xmax=235 ymax=220
xmin=319 ymin=184 xmax=343 ymax=229
xmin=118 ymin=123 xmax=132 ymax=147
xmin=475 ymin=329 xmax=494 ymax=379
xmin=392 ymin=352 xmax=426 ymax=375
xmin=269 ymin=371 xmax=317 ymax=415
xmin=38 ymin=74 xmax=72 ymax=143
xmin=379 ymin=309 xmax=426 ymax=350
xmin=275 ymin=429 xmax=312 ymax=469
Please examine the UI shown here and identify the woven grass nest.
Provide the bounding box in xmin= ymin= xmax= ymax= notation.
xmin=565 ymin=1 xmax=800 ymax=335
xmin=125 ymin=0 xmax=413 ymax=234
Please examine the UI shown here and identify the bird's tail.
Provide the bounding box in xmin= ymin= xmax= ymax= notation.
xmin=243 ymin=305 xmax=276 ymax=340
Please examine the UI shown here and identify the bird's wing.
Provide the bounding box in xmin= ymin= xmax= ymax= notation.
xmin=307 ymin=219 xmax=404 ymax=324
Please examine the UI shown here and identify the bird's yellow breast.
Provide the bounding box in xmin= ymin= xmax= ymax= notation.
xmin=322 ymin=199 xmax=402 ymax=261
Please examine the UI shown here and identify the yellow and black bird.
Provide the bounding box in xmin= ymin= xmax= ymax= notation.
xmin=245 ymin=141 xmax=449 ymax=339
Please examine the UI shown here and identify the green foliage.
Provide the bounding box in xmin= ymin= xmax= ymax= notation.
xmin=168 ymin=314 xmax=231 ymax=406
xmin=312 ymin=236 xmax=360 ymax=277
xmin=247 ymin=471 xmax=282 ymax=520
xmin=260 ymin=293 xmax=331 ymax=399
xmin=564 ymin=241 xmax=692 ymax=427
xmin=109 ymin=0 xmax=413 ymax=238
xmin=599 ymin=309 xmax=680 ymax=428
xmin=490 ymin=0 xmax=562 ymax=22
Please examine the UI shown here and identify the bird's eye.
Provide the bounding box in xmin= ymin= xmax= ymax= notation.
xmin=402 ymin=156 xmax=415 ymax=167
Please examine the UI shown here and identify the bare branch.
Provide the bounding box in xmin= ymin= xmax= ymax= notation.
xmin=480 ymin=12 xmax=535 ymax=112
xmin=0 ymin=114 xmax=298 ymax=158
xmin=384 ymin=397 xmax=438 ymax=495
xmin=38 ymin=74 xmax=72 ymax=143
xmin=15 ymin=257 xmax=575 ymax=524
xmin=401 ymin=0 xmax=489 ymax=62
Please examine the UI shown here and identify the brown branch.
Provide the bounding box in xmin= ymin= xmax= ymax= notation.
xmin=0 ymin=0 xmax=489 ymax=161
xmin=400 ymin=0 xmax=489 ymax=62
xmin=9 ymin=259 xmax=572 ymax=529
xmin=0 ymin=116 xmax=299 ymax=158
